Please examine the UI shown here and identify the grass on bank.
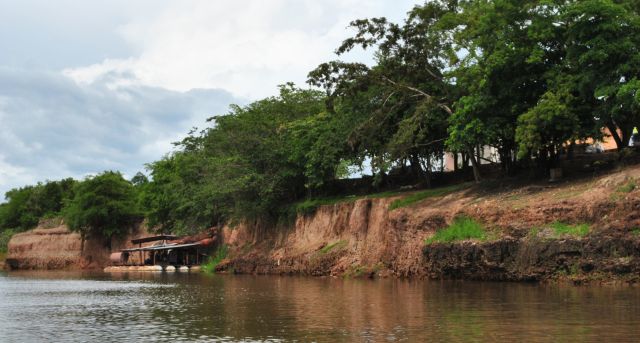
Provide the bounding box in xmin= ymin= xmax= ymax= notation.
xmin=528 ymin=222 xmax=591 ymax=239
xmin=425 ymin=217 xmax=487 ymax=244
xmin=389 ymin=183 xmax=471 ymax=210
xmin=293 ymin=182 xmax=471 ymax=216
xmin=319 ymin=240 xmax=348 ymax=254
xmin=293 ymin=190 xmax=401 ymax=215
xmin=550 ymin=222 xmax=590 ymax=237
xmin=202 ymin=245 xmax=229 ymax=274
xmin=617 ymin=179 xmax=637 ymax=193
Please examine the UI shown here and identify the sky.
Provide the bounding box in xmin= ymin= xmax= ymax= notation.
xmin=0 ymin=0 xmax=420 ymax=198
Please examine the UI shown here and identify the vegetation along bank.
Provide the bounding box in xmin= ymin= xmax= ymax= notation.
xmin=4 ymin=0 xmax=640 ymax=284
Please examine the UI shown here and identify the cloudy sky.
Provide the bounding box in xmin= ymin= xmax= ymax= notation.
xmin=0 ymin=0 xmax=419 ymax=198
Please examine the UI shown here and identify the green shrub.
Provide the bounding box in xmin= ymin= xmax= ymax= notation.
xmin=550 ymin=222 xmax=589 ymax=237
xmin=202 ymin=245 xmax=229 ymax=273
xmin=426 ymin=217 xmax=486 ymax=244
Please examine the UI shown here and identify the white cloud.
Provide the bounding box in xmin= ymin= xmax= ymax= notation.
xmin=0 ymin=67 xmax=241 ymax=197
xmin=0 ymin=0 xmax=420 ymax=197
xmin=64 ymin=0 xmax=418 ymax=98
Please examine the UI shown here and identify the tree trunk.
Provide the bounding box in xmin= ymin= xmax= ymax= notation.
xmin=607 ymin=123 xmax=623 ymax=149
xmin=425 ymin=158 xmax=432 ymax=188
xmin=468 ymin=149 xmax=481 ymax=182
xmin=567 ymin=141 xmax=575 ymax=160
xmin=409 ymin=154 xmax=424 ymax=182
xmin=453 ymin=153 xmax=459 ymax=172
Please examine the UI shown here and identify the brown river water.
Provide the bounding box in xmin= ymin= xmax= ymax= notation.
xmin=1 ymin=271 xmax=640 ymax=342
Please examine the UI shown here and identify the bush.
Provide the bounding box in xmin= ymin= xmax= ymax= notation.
xmin=426 ymin=217 xmax=486 ymax=244
xmin=202 ymin=245 xmax=229 ymax=273
xmin=64 ymin=171 xmax=141 ymax=241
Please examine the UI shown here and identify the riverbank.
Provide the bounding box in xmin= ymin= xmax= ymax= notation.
xmin=7 ymin=163 xmax=640 ymax=284
xmin=214 ymin=164 xmax=640 ymax=285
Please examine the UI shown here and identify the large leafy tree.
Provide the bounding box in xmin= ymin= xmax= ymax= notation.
xmin=561 ymin=0 xmax=640 ymax=148
xmin=64 ymin=171 xmax=141 ymax=248
xmin=0 ymin=178 xmax=76 ymax=231
xmin=308 ymin=1 xmax=455 ymax=185
xmin=444 ymin=0 xmax=571 ymax=177
xmin=142 ymin=85 xmax=334 ymax=233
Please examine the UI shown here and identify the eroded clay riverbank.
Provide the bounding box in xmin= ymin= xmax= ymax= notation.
xmin=7 ymin=165 xmax=640 ymax=284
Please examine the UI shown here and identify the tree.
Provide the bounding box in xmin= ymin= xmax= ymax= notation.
xmin=515 ymin=90 xmax=580 ymax=167
xmin=0 ymin=178 xmax=76 ymax=231
xmin=308 ymin=1 xmax=455 ymax=185
xmin=64 ymin=171 xmax=141 ymax=250
xmin=561 ymin=0 xmax=640 ymax=149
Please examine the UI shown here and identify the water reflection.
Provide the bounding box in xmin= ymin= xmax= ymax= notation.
xmin=1 ymin=271 xmax=639 ymax=342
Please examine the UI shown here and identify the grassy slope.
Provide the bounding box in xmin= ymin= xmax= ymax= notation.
xmin=294 ymin=182 xmax=472 ymax=215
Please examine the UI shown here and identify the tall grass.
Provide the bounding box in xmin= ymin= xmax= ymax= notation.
xmin=425 ymin=217 xmax=486 ymax=244
xmin=202 ymin=245 xmax=229 ymax=273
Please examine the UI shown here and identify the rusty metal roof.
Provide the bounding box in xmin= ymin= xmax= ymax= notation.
xmin=121 ymin=242 xmax=201 ymax=252
xmin=130 ymin=235 xmax=178 ymax=244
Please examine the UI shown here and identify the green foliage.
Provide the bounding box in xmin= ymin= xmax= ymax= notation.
xmin=550 ymin=222 xmax=590 ymax=238
xmin=426 ymin=217 xmax=487 ymax=244
xmin=142 ymin=85 xmax=335 ymax=233
xmin=389 ymin=183 xmax=471 ymax=210
xmin=0 ymin=229 xmax=15 ymax=253
xmin=7 ymin=1 xmax=640 ymax=238
xmin=64 ymin=171 xmax=142 ymax=240
xmin=515 ymin=91 xmax=580 ymax=160
xmin=0 ymin=178 xmax=76 ymax=232
xmin=202 ymin=245 xmax=229 ymax=274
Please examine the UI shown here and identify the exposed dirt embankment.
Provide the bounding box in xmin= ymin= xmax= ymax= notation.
xmin=6 ymin=224 xmax=82 ymax=270
xmin=218 ymin=166 xmax=640 ymax=284
xmin=5 ymin=220 xmax=146 ymax=270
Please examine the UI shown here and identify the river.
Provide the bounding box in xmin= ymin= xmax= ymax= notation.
xmin=1 ymin=271 xmax=639 ymax=342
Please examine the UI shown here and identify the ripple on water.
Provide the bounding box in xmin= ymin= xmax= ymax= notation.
xmin=1 ymin=272 xmax=640 ymax=342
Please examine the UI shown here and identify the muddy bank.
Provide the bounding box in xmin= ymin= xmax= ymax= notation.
xmin=5 ymin=220 xmax=146 ymax=270
xmin=8 ymin=165 xmax=640 ymax=283
xmin=423 ymin=232 xmax=640 ymax=283
xmin=215 ymin=167 xmax=640 ymax=284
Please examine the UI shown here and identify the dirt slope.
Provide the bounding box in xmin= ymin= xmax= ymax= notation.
xmin=5 ymin=220 xmax=147 ymax=270
xmin=218 ymin=165 xmax=640 ymax=283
